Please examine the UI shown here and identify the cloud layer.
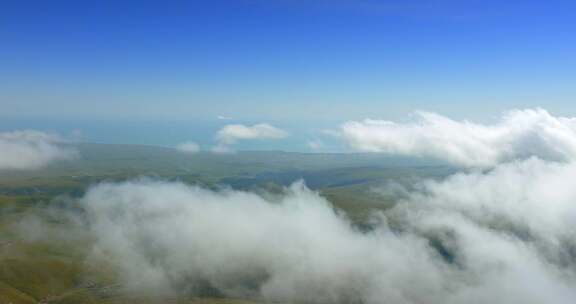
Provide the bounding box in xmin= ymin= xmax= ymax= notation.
xmin=341 ymin=108 xmax=576 ymax=167
xmin=78 ymin=160 xmax=576 ymax=303
xmin=0 ymin=130 xmax=77 ymax=170
xmin=82 ymin=181 xmax=447 ymax=302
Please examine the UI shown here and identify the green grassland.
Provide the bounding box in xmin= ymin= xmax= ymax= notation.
xmin=0 ymin=143 xmax=453 ymax=303
xmin=0 ymin=143 xmax=453 ymax=212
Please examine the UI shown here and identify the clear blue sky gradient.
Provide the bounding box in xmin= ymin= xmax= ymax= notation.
xmin=2 ymin=0 xmax=576 ymax=149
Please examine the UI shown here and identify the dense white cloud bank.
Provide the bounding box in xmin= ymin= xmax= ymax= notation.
xmin=80 ymin=161 xmax=576 ymax=303
xmin=341 ymin=108 xmax=576 ymax=167
xmin=0 ymin=130 xmax=77 ymax=170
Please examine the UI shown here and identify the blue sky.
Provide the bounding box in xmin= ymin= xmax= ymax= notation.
xmin=2 ymin=0 xmax=576 ymax=150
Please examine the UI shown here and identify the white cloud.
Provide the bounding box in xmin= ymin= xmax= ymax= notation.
xmin=214 ymin=123 xmax=289 ymax=152
xmin=81 ymin=181 xmax=449 ymax=301
xmin=176 ymin=141 xmax=200 ymax=153
xmin=217 ymin=123 xmax=289 ymax=144
xmin=75 ymin=161 xmax=576 ymax=303
xmin=0 ymin=130 xmax=77 ymax=170
xmin=386 ymin=158 xmax=576 ymax=303
xmin=340 ymin=108 xmax=576 ymax=167
xmin=402 ymin=158 xmax=576 ymax=239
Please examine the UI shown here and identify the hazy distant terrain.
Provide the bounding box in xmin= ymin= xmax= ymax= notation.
xmin=0 ymin=143 xmax=452 ymax=216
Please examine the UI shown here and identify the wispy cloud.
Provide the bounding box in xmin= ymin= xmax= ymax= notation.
xmin=307 ymin=139 xmax=324 ymax=151
xmin=175 ymin=141 xmax=200 ymax=154
xmin=0 ymin=130 xmax=77 ymax=170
